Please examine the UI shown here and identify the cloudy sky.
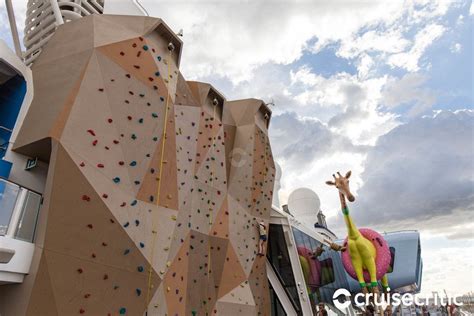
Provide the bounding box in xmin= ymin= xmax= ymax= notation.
xmin=1 ymin=0 xmax=472 ymax=298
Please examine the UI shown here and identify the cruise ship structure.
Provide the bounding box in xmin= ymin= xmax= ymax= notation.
xmin=0 ymin=1 xmax=423 ymax=315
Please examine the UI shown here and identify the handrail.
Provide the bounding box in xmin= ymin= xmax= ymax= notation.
xmin=0 ymin=126 xmax=13 ymax=133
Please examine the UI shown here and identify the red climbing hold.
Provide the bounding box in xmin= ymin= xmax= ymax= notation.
xmin=102 ymin=193 xmax=108 ymax=198
xmin=87 ymin=224 xmax=93 ymax=229
xmin=113 ymin=140 xmax=119 ymax=144
xmin=79 ymin=308 xmax=85 ymax=314
xmin=92 ymin=140 xmax=98 ymax=146
xmin=103 ymin=274 xmax=109 ymax=280
xmin=87 ymin=129 xmax=96 ymax=136
xmin=108 ymin=118 xmax=113 ymax=123
xmin=118 ymin=161 xmax=124 ymax=166
xmin=84 ymin=293 xmax=91 ymax=298
xmin=82 ymin=195 xmax=91 ymax=202
xmin=77 ymin=268 xmax=83 ymax=274
xmin=91 ymin=253 xmax=96 ymax=258
xmin=120 ymin=202 xmax=126 ymax=207
xmin=79 ymin=162 xmax=85 ymax=167
xmin=97 ymin=164 xmax=104 ymax=168
xmin=127 ymin=116 xmax=132 ymax=120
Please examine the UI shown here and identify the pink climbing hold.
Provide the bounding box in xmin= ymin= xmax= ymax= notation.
xmin=341 ymin=228 xmax=391 ymax=282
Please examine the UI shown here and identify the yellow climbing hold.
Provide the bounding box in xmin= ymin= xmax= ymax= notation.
xmin=171 ymin=215 xmax=177 ymax=221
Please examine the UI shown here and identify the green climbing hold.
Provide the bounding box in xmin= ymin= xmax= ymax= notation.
xmin=137 ymin=266 xmax=144 ymax=272
xmin=151 ymin=113 xmax=158 ymax=118
xmin=113 ymin=177 xmax=121 ymax=183
xmin=131 ymin=134 xmax=137 ymax=140
xmin=119 ymin=307 xmax=126 ymax=314
xmin=143 ymin=45 xmax=149 ymax=51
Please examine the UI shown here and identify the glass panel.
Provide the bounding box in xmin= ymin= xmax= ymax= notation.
xmin=387 ymin=247 xmax=396 ymax=273
xmin=14 ymin=190 xmax=42 ymax=242
xmin=269 ymin=281 xmax=288 ymax=316
xmin=267 ymin=224 xmax=303 ymax=315
xmin=292 ymin=227 xmax=352 ymax=313
xmin=0 ymin=178 xmax=20 ymax=235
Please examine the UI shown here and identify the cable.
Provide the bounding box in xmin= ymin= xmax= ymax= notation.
xmin=145 ymin=45 xmax=173 ymax=314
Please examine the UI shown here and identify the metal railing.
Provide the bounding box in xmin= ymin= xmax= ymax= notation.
xmin=0 ymin=177 xmax=42 ymax=243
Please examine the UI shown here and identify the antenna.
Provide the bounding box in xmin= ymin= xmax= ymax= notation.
xmin=265 ymin=98 xmax=275 ymax=107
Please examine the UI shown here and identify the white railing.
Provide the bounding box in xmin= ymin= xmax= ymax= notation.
xmin=23 ymin=0 xmax=105 ymax=65
xmin=0 ymin=177 xmax=42 ymax=284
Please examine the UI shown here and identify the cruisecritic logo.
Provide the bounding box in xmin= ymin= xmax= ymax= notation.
xmin=332 ymin=288 xmax=463 ymax=310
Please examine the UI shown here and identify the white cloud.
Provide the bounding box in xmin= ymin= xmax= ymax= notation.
xmin=137 ymin=0 xmax=455 ymax=83
xmin=353 ymin=110 xmax=474 ymax=232
xmin=388 ymin=23 xmax=446 ymax=72
xmin=382 ymin=73 xmax=437 ymax=116
xmin=470 ymin=0 xmax=474 ymax=15
xmin=450 ymin=42 xmax=462 ymax=53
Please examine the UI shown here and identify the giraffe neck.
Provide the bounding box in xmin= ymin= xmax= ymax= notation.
xmin=339 ymin=192 xmax=360 ymax=239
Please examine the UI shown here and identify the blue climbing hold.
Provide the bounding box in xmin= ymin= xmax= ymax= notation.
xmin=157 ymin=56 xmax=162 ymax=61
xmin=155 ymin=71 xmax=160 ymax=77
xmin=124 ymin=249 xmax=130 ymax=255
xmin=119 ymin=307 xmax=126 ymax=315
xmin=136 ymin=288 xmax=142 ymax=296
xmin=137 ymin=266 xmax=144 ymax=272
xmin=139 ymin=242 xmax=145 ymax=248
xmin=131 ymin=199 xmax=137 ymax=206
xmin=130 ymin=161 xmax=137 ymax=166
xmin=143 ymin=45 xmax=149 ymax=51
xmin=113 ymin=177 xmax=121 ymax=183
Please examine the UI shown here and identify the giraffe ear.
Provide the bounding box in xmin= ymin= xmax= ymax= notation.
xmin=345 ymin=171 xmax=352 ymax=179
xmin=326 ymin=181 xmax=336 ymax=186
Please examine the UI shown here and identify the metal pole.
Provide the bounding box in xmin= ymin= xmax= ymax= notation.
xmin=49 ymin=0 xmax=64 ymax=25
xmin=4 ymin=0 xmax=22 ymax=58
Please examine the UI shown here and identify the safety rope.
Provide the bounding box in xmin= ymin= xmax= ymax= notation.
xmin=203 ymin=100 xmax=218 ymax=315
xmin=145 ymin=45 xmax=173 ymax=314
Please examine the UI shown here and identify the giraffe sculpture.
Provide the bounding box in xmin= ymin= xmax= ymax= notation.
xmin=326 ymin=171 xmax=391 ymax=296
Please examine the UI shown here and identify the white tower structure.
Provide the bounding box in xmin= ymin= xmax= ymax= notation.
xmin=22 ymin=0 xmax=106 ymax=65
xmin=272 ymin=162 xmax=282 ymax=208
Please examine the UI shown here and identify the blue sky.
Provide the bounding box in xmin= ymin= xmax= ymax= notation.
xmin=1 ymin=0 xmax=472 ymax=297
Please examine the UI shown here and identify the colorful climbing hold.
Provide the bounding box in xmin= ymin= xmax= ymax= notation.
xmin=152 ymin=112 xmax=158 ymax=118
xmin=87 ymin=129 xmax=96 ymax=136
xmin=82 ymin=195 xmax=91 ymax=202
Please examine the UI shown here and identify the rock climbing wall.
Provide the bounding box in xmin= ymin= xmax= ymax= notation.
xmin=12 ymin=15 xmax=275 ymax=316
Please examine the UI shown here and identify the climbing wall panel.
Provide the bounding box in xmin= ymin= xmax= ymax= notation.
xmin=12 ymin=14 xmax=275 ymax=316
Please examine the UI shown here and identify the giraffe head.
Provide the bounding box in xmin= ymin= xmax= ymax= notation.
xmin=325 ymin=171 xmax=355 ymax=202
